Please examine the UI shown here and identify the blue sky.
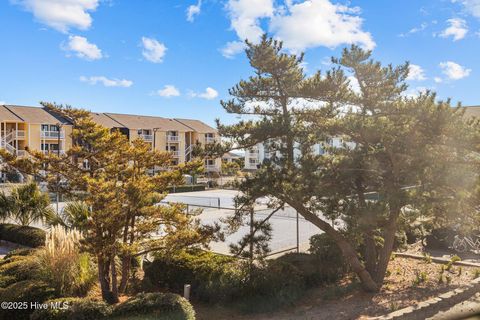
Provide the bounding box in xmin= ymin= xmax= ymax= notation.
xmin=1 ymin=0 xmax=479 ymax=126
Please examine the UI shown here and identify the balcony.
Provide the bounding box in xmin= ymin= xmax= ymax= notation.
xmin=41 ymin=131 xmax=65 ymax=139
xmin=16 ymin=130 xmax=26 ymax=139
xmin=167 ymin=135 xmax=180 ymax=142
xmin=139 ymin=134 xmax=153 ymax=142
xmin=205 ymin=164 xmax=218 ymax=171
xmin=168 ymin=150 xmax=180 ymax=157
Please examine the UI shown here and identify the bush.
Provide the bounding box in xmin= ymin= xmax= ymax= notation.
xmin=143 ymin=250 xmax=239 ymax=303
xmin=426 ymin=227 xmax=456 ymax=250
xmin=308 ymin=234 xmax=348 ymax=283
xmin=0 ymin=255 xmax=38 ymax=287
xmin=0 ymin=223 xmax=45 ymax=247
xmin=30 ymin=297 xmax=112 ymax=320
xmin=112 ymin=293 xmax=195 ymax=320
xmin=0 ymin=280 xmax=56 ymax=320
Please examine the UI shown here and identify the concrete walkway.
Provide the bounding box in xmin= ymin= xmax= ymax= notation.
xmin=429 ymin=293 xmax=480 ymax=319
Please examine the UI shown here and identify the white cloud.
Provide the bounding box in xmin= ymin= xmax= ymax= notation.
xmin=434 ymin=77 xmax=443 ymax=83
xmin=440 ymin=18 xmax=468 ymax=41
xmin=405 ymin=86 xmax=430 ymax=98
xmin=190 ymin=87 xmax=219 ymax=100
xmin=221 ymin=41 xmax=246 ymax=58
xmin=407 ymin=64 xmax=427 ymax=81
xmin=155 ymin=85 xmax=180 ymax=97
xmin=226 ymin=0 xmax=274 ymax=43
xmin=13 ymin=0 xmax=99 ymax=33
xmin=439 ymin=61 xmax=471 ymax=80
xmin=141 ymin=37 xmax=167 ymax=63
xmin=399 ymin=22 xmax=427 ymax=37
xmin=453 ymin=0 xmax=480 ymax=18
xmin=80 ymin=76 xmax=133 ymax=87
xmin=0 ymin=101 xmax=5 ymax=105
xmin=186 ymin=0 xmax=201 ymax=22
xmin=62 ymin=35 xmax=102 ymax=60
xmin=269 ymin=0 xmax=375 ymax=53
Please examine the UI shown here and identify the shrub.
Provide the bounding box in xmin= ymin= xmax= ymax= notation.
xmin=34 ymin=226 xmax=96 ymax=297
xmin=30 ymin=297 xmax=112 ymax=320
xmin=0 ymin=223 xmax=46 ymax=247
xmin=0 ymin=280 xmax=56 ymax=320
xmin=425 ymin=227 xmax=456 ymax=250
xmin=2 ymin=247 xmax=35 ymax=260
xmin=112 ymin=293 xmax=195 ymax=320
xmin=0 ymin=255 xmax=38 ymax=287
xmin=308 ymin=234 xmax=348 ymax=283
xmin=143 ymin=250 xmax=240 ymax=303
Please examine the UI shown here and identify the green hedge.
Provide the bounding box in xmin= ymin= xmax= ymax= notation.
xmin=0 ymin=280 xmax=56 ymax=320
xmin=30 ymin=297 xmax=112 ymax=320
xmin=111 ymin=293 xmax=195 ymax=320
xmin=0 ymin=223 xmax=46 ymax=247
xmin=0 ymin=255 xmax=39 ymax=288
xmin=167 ymin=185 xmax=205 ymax=193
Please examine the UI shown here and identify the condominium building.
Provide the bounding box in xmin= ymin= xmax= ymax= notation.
xmin=0 ymin=105 xmax=221 ymax=172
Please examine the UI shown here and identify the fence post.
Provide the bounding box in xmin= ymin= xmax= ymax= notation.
xmin=296 ymin=210 xmax=299 ymax=253
xmin=184 ymin=284 xmax=191 ymax=301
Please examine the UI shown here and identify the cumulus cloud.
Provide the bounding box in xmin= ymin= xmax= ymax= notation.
xmin=407 ymin=64 xmax=427 ymax=81
xmin=440 ymin=18 xmax=468 ymax=41
xmin=269 ymin=0 xmax=375 ymax=52
xmin=226 ymin=0 xmax=274 ymax=43
xmin=155 ymin=85 xmax=180 ymax=97
xmin=439 ymin=61 xmax=471 ymax=80
xmin=222 ymin=0 xmax=374 ymax=57
xmin=62 ymin=35 xmax=102 ymax=60
xmin=141 ymin=37 xmax=167 ymax=63
xmin=80 ymin=76 xmax=133 ymax=87
xmin=186 ymin=0 xmax=202 ymax=22
xmin=221 ymin=41 xmax=246 ymax=58
xmin=453 ymin=0 xmax=480 ymax=18
xmin=13 ymin=0 xmax=99 ymax=33
xmin=434 ymin=77 xmax=443 ymax=83
xmin=190 ymin=87 xmax=219 ymax=100
xmin=405 ymin=86 xmax=430 ymax=98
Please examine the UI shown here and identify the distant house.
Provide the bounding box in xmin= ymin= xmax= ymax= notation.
xmin=222 ymin=151 xmax=243 ymax=163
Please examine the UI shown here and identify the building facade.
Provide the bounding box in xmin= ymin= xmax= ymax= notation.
xmin=0 ymin=105 xmax=221 ymax=172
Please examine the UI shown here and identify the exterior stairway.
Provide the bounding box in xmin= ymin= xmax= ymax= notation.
xmin=0 ymin=131 xmax=17 ymax=155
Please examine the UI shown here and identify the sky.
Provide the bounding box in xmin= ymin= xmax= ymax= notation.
xmin=1 ymin=0 xmax=479 ymax=127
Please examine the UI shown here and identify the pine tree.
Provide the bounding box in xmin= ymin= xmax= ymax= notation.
xmin=218 ymin=36 xmax=478 ymax=292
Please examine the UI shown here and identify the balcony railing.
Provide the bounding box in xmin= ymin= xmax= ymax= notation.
xmin=139 ymin=134 xmax=153 ymax=141
xmin=16 ymin=130 xmax=26 ymax=139
xmin=16 ymin=150 xmax=27 ymax=157
xmin=168 ymin=150 xmax=180 ymax=157
xmin=41 ymin=131 xmax=65 ymax=139
xmin=167 ymin=135 xmax=180 ymax=142
xmin=205 ymin=164 xmax=218 ymax=171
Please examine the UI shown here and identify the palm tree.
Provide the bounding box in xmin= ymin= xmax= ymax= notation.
xmin=5 ymin=182 xmax=55 ymax=226
xmin=47 ymin=200 xmax=89 ymax=232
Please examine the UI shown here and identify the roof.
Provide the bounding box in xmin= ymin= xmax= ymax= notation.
xmin=104 ymin=113 xmax=192 ymax=131
xmin=223 ymin=152 xmax=243 ymax=159
xmin=462 ymin=106 xmax=480 ymax=119
xmin=0 ymin=105 xmax=23 ymax=122
xmin=174 ymin=118 xmax=217 ymax=133
xmin=89 ymin=113 xmax=125 ymax=129
xmin=1 ymin=105 xmax=70 ymax=124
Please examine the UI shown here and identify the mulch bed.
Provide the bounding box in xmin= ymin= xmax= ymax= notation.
xmin=194 ymin=256 xmax=480 ymax=320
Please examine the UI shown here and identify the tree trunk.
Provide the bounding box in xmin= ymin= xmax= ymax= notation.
xmin=110 ymin=257 xmax=119 ymax=303
xmin=373 ymin=215 xmax=398 ymax=285
xmin=291 ymin=201 xmax=379 ymax=292
xmin=364 ymin=231 xmax=377 ymax=275
xmin=98 ymin=257 xmax=118 ymax=304
xmin=118 ymin=256 xmax=131 ymax=294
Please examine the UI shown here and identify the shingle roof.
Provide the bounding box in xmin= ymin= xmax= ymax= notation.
xmin=2 ymin=105 xmax=70 ymax=124
xmin=90 ymin=113 xmax=125 ymax=129
xmin=174 ymin=119 xmax=217 ymax=133
xmin=0 ymin=105 xmax=23 ymax=122
xmin=104 ymin=113 xmax=193 ymax=131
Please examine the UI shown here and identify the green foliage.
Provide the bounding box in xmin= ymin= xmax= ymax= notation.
xmin=445 ymin=255 xmax=461 ymax=271
xmin=0 ymin=223 xmax=46 ymax=247
xmin=473 ymin=269 xmax=480 ymax=279
xmin=0 ymin=254 xmax=38 ymax=287
xmin=30 ymin=297 xmax=112 ymax=320
xmin=47 ymin=201 xmax=90 ymax=232
xmin=307 ymin=234 xmax=348 ymax=283
xmin=0 ymin=182 xmax=54 ymax=226
xmin=143 ymin=250 xmax=240 ymax=303
xmin=0 ymin=280 xmax=56 ymax=320
xmin=412 ymin=271 xmax=428 ymax=286
xmin=112 ymin=293 xmax=195 ymax=320
xmin=423 ymin=253 xmax=432 ymax=264
xmin=143 ymin=250 xmax=306 ymax=313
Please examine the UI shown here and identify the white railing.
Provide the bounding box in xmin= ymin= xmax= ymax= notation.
xmin=16 ymin=150 xmax=27 ymax=157
xmin=41 ymin=130 xmax=65 ymax=139
xmin=168 ymin=150 xmax=180 ymax=157
xmin=167 ymin=135 xmax=180 ymax=142
xmin=41 ymin=150 xmax=66 ymax=156
xmin=16 ymin=130 xmax=26 ymax=139
xmin=205 ymin=164 xmax=218 ymax=171
xmin=139 ymin=134 xmax=153 ymax=141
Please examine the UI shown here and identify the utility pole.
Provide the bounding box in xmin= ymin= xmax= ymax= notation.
xmin=56 ymin=122 xmax=63 ymax=213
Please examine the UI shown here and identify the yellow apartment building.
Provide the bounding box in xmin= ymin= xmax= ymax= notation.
xmin=1 ymin=105 xmax=221 ymax=172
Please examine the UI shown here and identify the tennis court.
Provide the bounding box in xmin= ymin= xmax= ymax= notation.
xmin=163 ymin=189 xmax=324 ymax=256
